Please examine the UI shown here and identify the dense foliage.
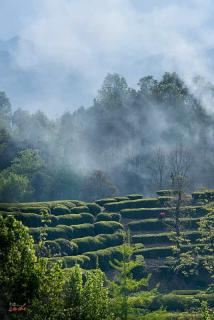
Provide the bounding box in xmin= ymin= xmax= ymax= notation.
xmin=1 ymin=72 xmax=214 ymax=201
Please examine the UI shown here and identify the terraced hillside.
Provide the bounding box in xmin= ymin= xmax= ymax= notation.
xmin=0 ymin=190 xmax=213 ymax=277
xmin=0 ymin=199 xmax=126 ymax=271
xmin=101 ymin=191 xmax=213 ymax=274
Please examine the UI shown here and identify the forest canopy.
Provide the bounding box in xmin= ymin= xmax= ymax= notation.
xmin=0 ymin=72 xmax=214 ymax=202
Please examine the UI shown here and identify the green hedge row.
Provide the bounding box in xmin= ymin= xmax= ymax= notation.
xmin=2 ymin=211 xmax=94 ymax=228
xmin=95 ymin=198 xmax=117 ymax=206
xmin=132 ymin=231 xmax=200 ymax=246
xmin=120 ymin=208 xmax=171 ymax=220
xmin=55 ymin=239 xmax=78 ymax=255
xmin=58 ymin=255 xmax=91 ymax=268
xmin=120 ymin=206 xmax=208 ymax=220
xmin=84 ymin=245 xmax=123 ymax=270
xmin=156 ymin=190 xmax=177 ymax=196
xmin=149 ymin=293 xmax=214 ymax=312
xmin=86 ymin=203 xmax=101 ymax=215
xmin=0 ymin=200 xmax=79 ymax=213
xmin=94 ymin=221 xmax=123 ymax=234
xmin=104 ymin=198 xmax=160 ymax=212
xmin=136 ymin=246 xmax=174 ymax=259
xmin=73 ymin=232 xmax=124 ymax=254
xmin=51 ymin=205 xmax=71 ymax=215
xmin=96 ymin=212 xmax=121 ymax=222
xmin=126 ymin=194 xmax=143 ymax=200
xmin=54 ymin=245 xmax=123 ymax=271
xmin=19 ymin=206 xmax=48 ymax=214
xmin=44 ymin=239 xmax=78 ymax=256
xmin=30 ymin=220 xmax=123 ymax=241
xmin=158 ymin=196 xmax=174 ymax=205
xmin=70 ymin=206 xmax=90 ymax=214
xmin=55 ymin=213 xmax=94 ymax=225
xmin=114 ymin=196 xmax=130 ymax=201
xmin=128 ymin=218 xmax=200 ymax=232
xmin=192 ymin=189 xmax=214 ymax=202
xmin=30 ymin=223 xmax=95 ymax=241
xmin=2 ymin=212 xmax=45 ymax=228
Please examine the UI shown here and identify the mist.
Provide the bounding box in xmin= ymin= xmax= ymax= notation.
xmin=1 ymin=1 xmax=214 ymax=201
xmin=1 ymin=0 xmax=214 ymax=116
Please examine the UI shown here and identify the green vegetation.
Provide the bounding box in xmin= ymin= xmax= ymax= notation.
xmin=0 ymin=188 xmax=214 ymax=319
xmin=96 ymin=212 xmax=121 ymax=222
xmin=105 ymin=198 xmax=160 ymax=212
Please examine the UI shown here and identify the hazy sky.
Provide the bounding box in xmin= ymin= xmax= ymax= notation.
xmin=0 ymin=0 xmax=214 ymax=115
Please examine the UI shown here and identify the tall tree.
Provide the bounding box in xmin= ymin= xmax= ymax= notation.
xmin=0 ymin=91 xmax=12 ymax=130
xmin=81 ymin=170 xmax=118 ymax=201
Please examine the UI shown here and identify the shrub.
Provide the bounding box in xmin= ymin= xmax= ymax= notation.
xmin=132 ymin=231 xmax=200 ymax=246
xmin=120 ymin=208 xmax=171 ymax=220
xmin=121 ymin=206 xmax=206 ymax=220
xmin=72 ymin=223 xmax=95 ymax=238
xmin=94 ymin=221 xmax=123 ymax=235
xmin=20 ymin=206 xmax=47 ymax=214
xmin=96 ymin=212 xmax=121 ymax=222
xmin=70 ymin=206 xmax=90 ymax=214
xmin=51 ymin=205 xmax=70 ymax=215
xmin=55 ymin=238 xmax=78 ymax=255
xmin=126 ymin=194 xmax=143 ymax=200
xmin=85 ymin=246 xmax=123 ymax=270
xmin=128 ymin=218 xmax=200 ymax=232
xmin=158 ymin=196 xmax=174 ymax=205
xmin=104 ymin=198 xmax=160 ymax=212
xmin=86 ymin=203 xmax=101 ymax=215
xmin=192 ymin=190 xmax=214 ymax=202
xmin=59 ymin=254 xmax=90 ymax=268
xmin=56 ymin=225 xmax=74 ymax=238
xmin=56 ymin=213 xmax=94 ymax=225
xmin=29 ymin=226 xmax=68 ymax=241
xmin=136 ymin=246 xmax=174 ymax=259
xmin=150 ymin=294 xmax=201 ymax=312
xmin=73 ymin=232 xmax=124 ymax=254
xmin=156 ymin=190 xmax=177 ymax=196
xmin=114 ymin=196 xmax=130 ymax=201
xmin=44 ymin=240 xmax=61 ymax=256
xmin=95 ymin=198 xmax=116 ymax=206
xmin=133 ymin=233 xmax=172 ymax=246
xmin=5 ymin=212 xmax=42 ymax=228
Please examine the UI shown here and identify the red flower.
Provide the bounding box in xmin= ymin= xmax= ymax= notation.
xmin=159 ymin=212 xmax=166 ymax=218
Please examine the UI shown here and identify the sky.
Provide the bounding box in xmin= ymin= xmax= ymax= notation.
xmin=0 ymin=0 xmax=214 ymax=116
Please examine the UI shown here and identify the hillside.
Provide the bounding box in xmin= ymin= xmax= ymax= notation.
xmin=1 ymin=189 xmax=214 ymax=319
xmin=1 ymin=190 xmax=213 ymax=277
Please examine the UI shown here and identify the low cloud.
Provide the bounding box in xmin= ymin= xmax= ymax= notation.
xmin=3 ymin=0 xmax=214 ymax=114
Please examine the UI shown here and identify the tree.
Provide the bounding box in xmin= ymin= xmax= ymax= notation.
xmin=0 ymin=171 xmax=31 ymax=202
xmin=0 ymin=215 xmax=65 ymax=320
xmin=0 ymin=91 xmax=12 ymax=130
xmin=155 ymin=72 xmax=188 ymax=104
xmin=64 ymin=264 xmax=114 ymax=320
xmin=109 ymin=233 xmax=148 ymax=320
xmin=198 ymin=212 xmax=214 ymax=276
xmin=0 ymin=128 xmax=17 ymax=170
xmin=10 ymin=149 xmax=43 ymax=178
xmin=82 ymin=170 xmax=118 ymax=201
xmin=0 ymin=215 xmax=38 ymax=317
xmin=147 ymin=148 xmax=167 ymax=191
xmin=96 ymin=73 xmax=129 ymax=109
xmin=168 ymin=144 xmax=192 ymax=250
xmin=138 ymin=75 xmax=158 ymax=98
xmin=26 ymin=260 xmax=64 ymax=320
